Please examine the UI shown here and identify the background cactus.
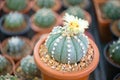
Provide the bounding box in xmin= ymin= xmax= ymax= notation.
xmin=34 ymin=8 xmax=56 ymax=28
xmin=20 ymin=55 xmax=40 ymax=76
xmin=0 ymin=55 xmax=8 ymax=73
xmin=7 ymin=37 xmax=25 ymax=54
xmin=109 ymin=39 xmax=120 ymax=64
xmin=4 ymin=12 xmax=24 ymax=29
xmin=37 ymin=0 xmax=55 ymax=8
xmin=0 ymin=74 xmax=19 ymax=80
xmin=66 ymin=0 xmax=83 ymax=6
xmin=102 ymin=0 xmax=120 ymax=20
xmin=6 ymin=0 xmax=27 ymax=11
xmin=65 ymin=6 xmax=85 ymax=19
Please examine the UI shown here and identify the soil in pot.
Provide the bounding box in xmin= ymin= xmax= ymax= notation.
xmin=0 ymin=55 xmax=15 ymax=75
xmin=0 ymin=12 xmax=30 ymax=36
xmin=1 ymin=36 xmax=33 ymax=61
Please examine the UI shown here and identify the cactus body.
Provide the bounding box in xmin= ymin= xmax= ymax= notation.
xmin=102 ymin=0 xmax=120 ymax=20
xmin=0 ymin=55 xmax=8 ymax=72
xmin=4 ymin=12 xmax=24 ymax=29
xmin=66 ymin=0 xmax=83 ymax=6
xmin=7 ymin=37 xmax=25 ymax=54
xmin=34 ymin=8 xmax=56 ymax=28
xmin=6 ymin=0 xmax=27 ymax=11
xmin=109 ymin=39 xmax=120 ymax=64
xmin=65 ymin=6 xmax=85 ymax=19
xmin=20 ymin=55 xmax=39 ymax=76
xmin=0 ymin=74 xmax=18 ymax=80
xmin=37 ymin=0 xmax=55 ymax=8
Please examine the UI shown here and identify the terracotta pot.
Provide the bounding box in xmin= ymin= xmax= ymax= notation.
xmin=113 ymin=73 xmax=120 ymax=80
xmin=30 ymin=12 xmax=62 ymax=34
xmin=61 ymin=10 xmax=92 ymax=25
xmin=1 ymin=37 xmax=33 ymax=62
xmin=0 ymin=0 xmax=5 ymax=10
xmin=104 ymin=41 xmax=120 ymax=80
xmin=85 ymin=31 xmax=94 ymax=41
xmin=0 ymin=14 xmax=30 ymax=36
xmin=110 ymin=20 xmax=120 ymax=40
xmin=32 ymin=0 xmax=62 ymax=12
xmin=34 ymin=34 xmax=99 ymax=80
xmin=93 ymin=0 xmax=112 ymax=43
xmin=2 ymin=0 xmax=32 ymax=14
xmin=0 ymin=54 xmax=15 ymax=75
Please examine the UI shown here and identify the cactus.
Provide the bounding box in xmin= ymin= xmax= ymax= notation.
xmin=7 ymin=37 xmax=25 ymax=54
xmin=0 ymin=74 xmax=19 ymax=80
xmin=109 ymin=38 xmax=120 ymax=64
xmin=4 ymin=12 xmax=24 ymax=29
xmin=118 ymin=20 xmax=120 ymax=31
xmin=45 ymin=13 xmax=89 ymax=64
xmin=6 ymin=0 xmax=27 ymax=11
xmin=20 ymin=55 xmax=40 ymax=76
xmin=0 ymin=55 xmax=8 ymax=72
xmin=34 ymin=8 xmax=56 ymax=28
xmin=37 ymin=0 xmax=55 ymax=8
xmin=65 ymin=6 xmax=85 ymax=19
xmin=66 ymin=0 xmax=83 ymax=6
xmin=102 ymin=0 xmax=120 ymax=20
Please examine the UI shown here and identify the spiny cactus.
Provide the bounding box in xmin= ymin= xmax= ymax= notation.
xmin=37 ymin=0 xmax=55 ymax=8
xmin=7 ymin=37 xmax=25 ymax=54
xmin=65 ymin=6 xmax=85 ymax=19
xmin=45 ymin=13 xmax=89 ymax=64
xmin=102 ymin=0 xmax=120 ymax=20
xmin=20 ymin=55 xmax=40 ymax=76
xmin=4 ymin=12 xmax=24 ymax=29
xmin=0 ymin=74 xmax=19 ymax=80
xmin=0 ymin=55 xmax=8 ymax=72
xmin=109 ymin=38 xmax=120 ymax=64
xmin=34 ymin=8 xmax=56 ymax=28
xmin=6 ymin=0 xmax=27 ymax=11
xmin=66 ymin=0 xmax=83 ymax=6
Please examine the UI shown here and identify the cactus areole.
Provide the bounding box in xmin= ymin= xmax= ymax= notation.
xmin=45 ymin=13 xmax=89 ymax=64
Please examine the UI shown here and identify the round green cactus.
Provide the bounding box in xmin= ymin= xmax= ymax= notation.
xmin=102 ymin=0 xmax=120 ymax=20
xmin=0 ymin=55 xmax=8 ymax=72
xmin=4 ymin=12 xmax=24 ymax=29
xmin=34 ymin=8 xmax=56 ymax=28
xmin=7 ymin=37 xmax=25 ymax=54
xmin=6 ymin=0 xmax=27 ymax=11
xmin=20 ymin=55 xmax=40 ymax=76
xmin=66 ymin=0 xmax=83 ymax=6
xmin=37 ymin=0 xmax=55 ymax=8
xmin=109 ymin=39 xmax=120 ymax=64
xmin=45 ymin=13 xmax=89 ymax=64
xmin=65 ymin=6 xmax=85 ymax=19
xmin=0 ymin=74 xmax=19 ymax=80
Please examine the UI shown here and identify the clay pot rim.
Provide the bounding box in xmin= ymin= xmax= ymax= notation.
xmin=0 ymin=14 xmax=30 ymax=36
xmin=34 ymin=34 xmax=99 ymax=79
xmin=0 ymin=54 xmax=15 ymax=74
xmin=104 ymin=41 xmax=120 ymax=69
xmin=110 ymin=20 xmax=120 ymax=38
xmin=1 ymin=36 xmax=33 ymax=61
xmin=2 ymin=0 xmax=32 ymax=14
xmin=61 ymin=10 xmax=92 ymax=25
xmin=31 ymin=0 xmax=62 ymax=12
xmin=30 ymin=12 xmax=62 ymax=33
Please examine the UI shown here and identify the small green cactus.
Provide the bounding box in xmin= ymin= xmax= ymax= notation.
xmin=20 ymin=55 xmax=40 ymax=76
xmin=0 ymin=74 xmax=19 ymax=80
xmin=66 ymin=0 xmax=83 ymax=6
xmin=34 ymin=8 xmax=56 ymax=28
xmin=0 ymin=55 xmax=8 ymax=72
xmin=7 ymin=37 xmax=25 ymax=54
xmin=45 ymin=13 xmax=89 ymax=64
xmin=6 ymin=0 xmax=27 ymax=11
xmin=65 ymin=6 xmax=85 ymax=19
xmin=37 ymin=0 xmax=55 ymax=8
xmin=118 ymin=20 xmax=120 ymax=31
xmin=4 ymin=12 xmax=24 ymax=29
xmin=102 ymin=0 xmax=120 ymax=20
xmin=109 ymin=38 xmax=120 ymax=64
